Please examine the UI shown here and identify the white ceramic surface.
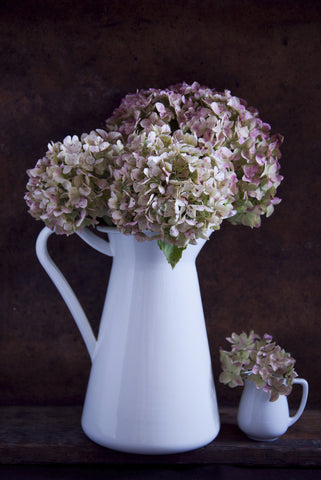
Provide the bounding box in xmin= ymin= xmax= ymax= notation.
xmin=237 ymin=378 xmax=309 ymax=441
xmin=36 ymin=226 xmax=220 ymax=454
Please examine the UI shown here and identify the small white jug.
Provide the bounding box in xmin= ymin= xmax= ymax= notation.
xmin=237 ymin=378 xmax=309 ymax=441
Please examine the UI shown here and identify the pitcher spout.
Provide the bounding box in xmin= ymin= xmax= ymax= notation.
xmin=183 ymin=230 xmax=213 ymax=261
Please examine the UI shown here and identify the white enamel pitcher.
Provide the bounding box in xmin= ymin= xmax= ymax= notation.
xmin=36 ymin=226 xmax=220 ymax=454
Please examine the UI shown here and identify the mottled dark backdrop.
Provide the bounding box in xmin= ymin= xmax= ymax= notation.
xmin=1 ymin=0 xmax=320 ymax=409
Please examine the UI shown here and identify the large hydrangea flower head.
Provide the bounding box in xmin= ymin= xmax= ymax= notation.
xmin=105 ymin=123 xmax=237 ymax=249
xmin=25 ymin=82 xmax=283 ymax=267
xmin=106 ymin=82 xmax=283 ymax=238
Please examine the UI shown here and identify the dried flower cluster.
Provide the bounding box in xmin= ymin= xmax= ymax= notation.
xmin=25 ymin=82 xmax=283 ymax=266
xmin=219 ymin=331 xmax=298 ymax=401
xmin=24 ymin=131 xmax=114 ymax=234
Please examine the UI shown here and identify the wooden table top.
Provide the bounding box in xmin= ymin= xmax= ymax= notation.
xmin=0 ymin=406 xmax=320 ymax=467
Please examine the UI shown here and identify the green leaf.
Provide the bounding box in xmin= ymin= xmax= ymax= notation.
xmin=157 ymin=240 xmax=186 ymax=269
xmin=101 ymin=215 xmax=116 ymax=226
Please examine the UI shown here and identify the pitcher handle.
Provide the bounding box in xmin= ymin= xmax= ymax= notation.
xmin=288 ymin=378 xmax=309 ymax=427
xmin=35 ymin=226 xmax=114 ymax=361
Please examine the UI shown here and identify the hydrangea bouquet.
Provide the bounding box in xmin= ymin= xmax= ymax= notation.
xmin=219 ymin=331 xmax=298 ymax=401
xmin=25 ymin=82 xmax=283 ymax=267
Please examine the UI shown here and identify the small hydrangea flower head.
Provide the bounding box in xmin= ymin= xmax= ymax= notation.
xmin=219 ymin=331 xmax=297 ymax=401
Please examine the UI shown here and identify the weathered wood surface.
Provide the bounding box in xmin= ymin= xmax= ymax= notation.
xmin=0 ymin=406 xmax=320 ymax=466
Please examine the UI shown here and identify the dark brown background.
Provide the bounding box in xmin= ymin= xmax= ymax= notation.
xmin=1 ymin=0 xmax=320 ymax=410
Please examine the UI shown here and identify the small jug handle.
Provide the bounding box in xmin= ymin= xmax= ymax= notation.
xmin=35 ymin=226 xmax=114 ymax=361
xmin=288 ymin=378 xmax=309 ymax=427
